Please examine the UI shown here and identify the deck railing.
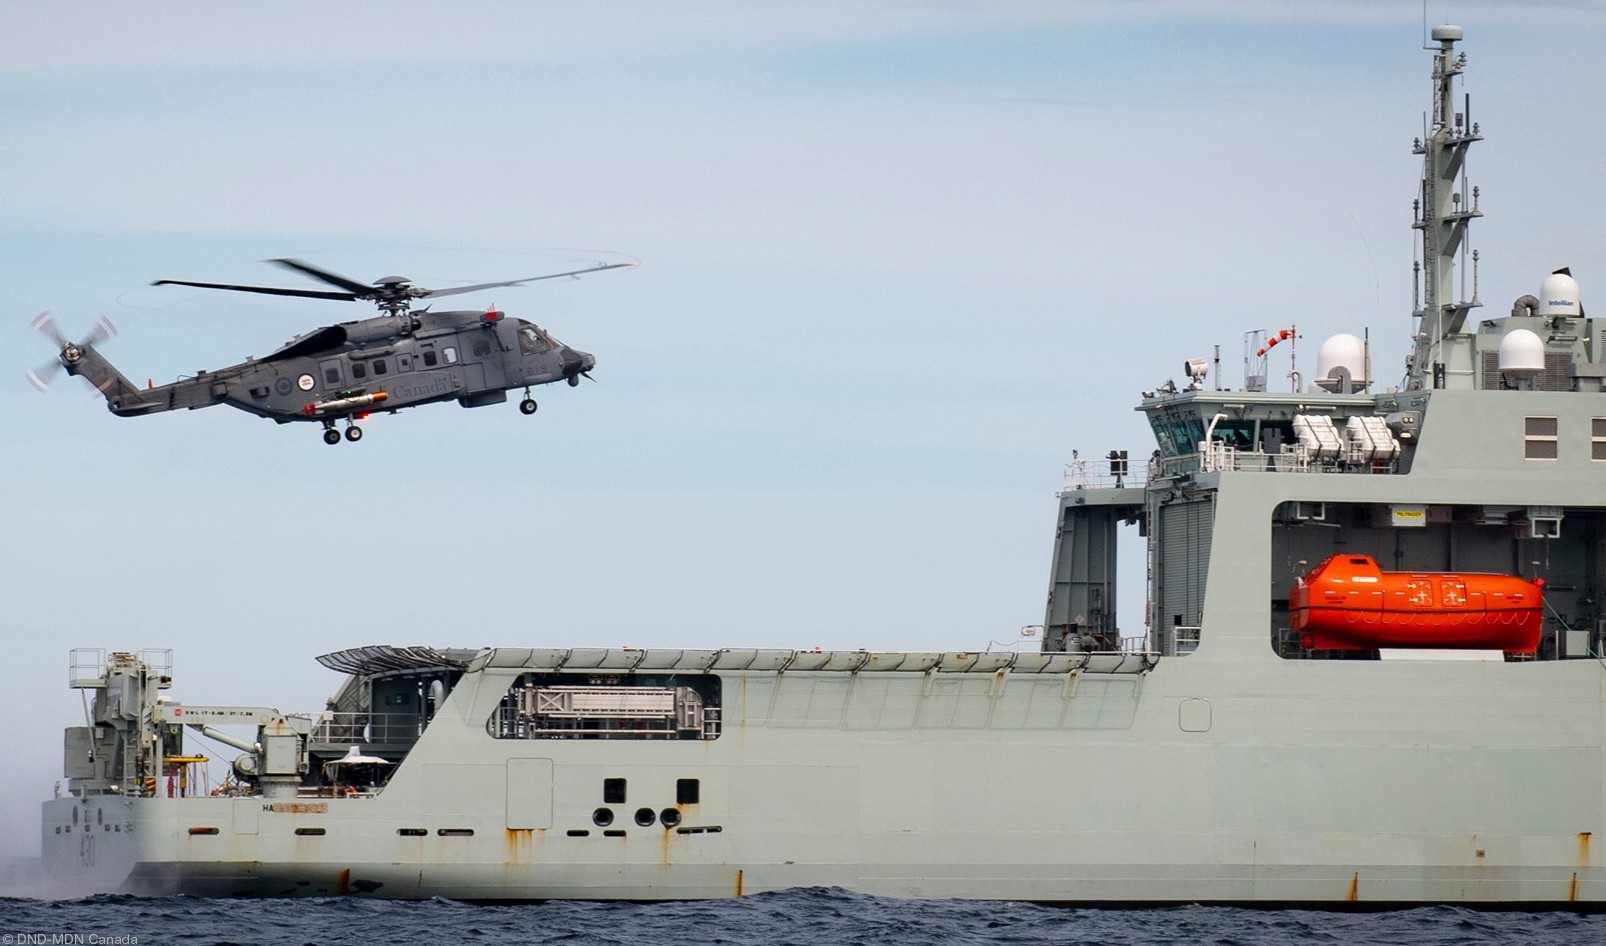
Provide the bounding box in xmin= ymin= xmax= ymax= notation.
xmin=309 ymin=711 xmax=425 ymax=746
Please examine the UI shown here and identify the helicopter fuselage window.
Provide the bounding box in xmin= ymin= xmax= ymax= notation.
xmin=352 ymin=363 xmax=367 ymax=380
xmin=374 ymin=359 xmax=387 ymax=376
xmin=519 ymin=327 xmax=552 ymax=355
xmin=444 ymin=347 xmax=459 ymax=364
xmin=422 ymin=349 xmax=438 ymax=368
xmin=324 ymin=367 xmax=340 ymax=385
xmin=471 ymin=338 xmax=492 ymax=358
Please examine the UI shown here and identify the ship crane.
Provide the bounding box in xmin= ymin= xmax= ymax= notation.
xmin=153 ymin=703 xmax=315 ymax=798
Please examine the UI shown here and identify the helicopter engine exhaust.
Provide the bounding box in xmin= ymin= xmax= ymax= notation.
xmin=302 ymin=390 xmax=389 ymax=416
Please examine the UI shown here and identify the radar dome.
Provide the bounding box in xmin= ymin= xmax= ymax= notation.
xmin=1498 ymin=328 xmax=1544 ymax=374
xmin=1537 ymin=271 xmax=1581 ymax=318
xmin=1312 ymin=334 xmax=1366 ymax=392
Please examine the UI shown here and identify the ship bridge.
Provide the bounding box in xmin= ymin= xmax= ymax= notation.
xmin=1138 ymin=389 xmax=1423 ymax=479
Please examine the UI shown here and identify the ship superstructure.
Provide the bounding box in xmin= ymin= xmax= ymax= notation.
xmin=42 ymin=27 xmax=1606 ymax=905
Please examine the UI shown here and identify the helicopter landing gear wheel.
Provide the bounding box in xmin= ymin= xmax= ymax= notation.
xmin=520 ymin=398 xmax=538 ymax=415
xmin=345 ymin=423 xmax=363 ymax=442
xmin=567 ymin=374 xmax=580 ymax=387
xmin=322 ymin=427 xmax=341 ymax=445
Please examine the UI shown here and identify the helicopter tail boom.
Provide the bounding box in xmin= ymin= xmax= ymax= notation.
xmin=63 ymin=343 xmax=219 ymax=417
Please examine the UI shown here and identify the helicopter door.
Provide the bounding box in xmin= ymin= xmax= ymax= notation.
xmin=320 ymin=359 xmax=344 ymax=389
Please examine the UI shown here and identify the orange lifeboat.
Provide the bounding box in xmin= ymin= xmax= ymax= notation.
xmin=1289 ymin=554 xmax=1543 ymax=652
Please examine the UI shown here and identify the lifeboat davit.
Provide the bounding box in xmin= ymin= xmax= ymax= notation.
xmin=1289 ymin=554 xmax=1543 ymax=652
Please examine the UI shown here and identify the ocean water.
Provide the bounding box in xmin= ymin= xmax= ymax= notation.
xmin=1 ymin=888 xmax=1603 ymax=946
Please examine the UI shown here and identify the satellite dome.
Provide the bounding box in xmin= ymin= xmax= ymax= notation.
xmin=1312 ymin=334 xmax=1366 ymax=392
xmin=1498 ymin=328 xmax=1545 ymax=374
xmin=1537 ymin=271 xmax=1581 ymax=318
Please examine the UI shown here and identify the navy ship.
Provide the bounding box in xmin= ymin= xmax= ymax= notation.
xmin=42 ymin=26 xmax=1606 ymax=904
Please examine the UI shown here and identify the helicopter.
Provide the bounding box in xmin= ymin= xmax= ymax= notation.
xmin=28 ymin=258 xmax=632 ymax=444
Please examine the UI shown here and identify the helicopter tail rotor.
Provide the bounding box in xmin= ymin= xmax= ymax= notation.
xmin=27 ymin=313 xmax=116 ymax=392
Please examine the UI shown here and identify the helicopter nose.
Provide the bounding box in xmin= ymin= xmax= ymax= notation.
xmin=561 ymin=347 xmax=595 ymax=385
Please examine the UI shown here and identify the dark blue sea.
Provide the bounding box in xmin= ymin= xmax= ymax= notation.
xmin=2 ymin=888 xmax=1604 ymax=946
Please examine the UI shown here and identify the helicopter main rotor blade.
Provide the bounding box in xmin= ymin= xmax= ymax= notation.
xmin=420 ymin=262 xmax=637 ymax=299
xmin=151 ymin=278 xmax=357 ymax=302
xmin=267 ymin=259 xmax=380 ymax=297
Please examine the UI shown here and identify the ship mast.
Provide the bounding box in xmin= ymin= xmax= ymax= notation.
xmin=1407 ymin=24 xmax=1482 ymax=390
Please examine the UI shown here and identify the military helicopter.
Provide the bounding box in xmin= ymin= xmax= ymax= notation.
xmin=29 ymin=258 xmax=631 ymax=444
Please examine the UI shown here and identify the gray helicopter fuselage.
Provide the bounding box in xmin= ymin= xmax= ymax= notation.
xmin=68 ymin=308 xmax=593 ymax=425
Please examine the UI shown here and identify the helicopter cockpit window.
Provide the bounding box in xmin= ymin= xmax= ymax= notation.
xmin=519 ymin=326 xmax=552 ymax=355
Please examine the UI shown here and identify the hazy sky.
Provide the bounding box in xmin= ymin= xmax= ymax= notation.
xmin=3 ymin=0 xmax=1604 ymax=859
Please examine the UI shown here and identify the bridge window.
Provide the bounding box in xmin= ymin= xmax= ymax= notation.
xmin=1593 ymin=418 xmax=1606 ymax=461
xmin=603 ymin=778 xmax=626 ymax=803
xmin=1152 ymin=416 xmax=1206 ymax=457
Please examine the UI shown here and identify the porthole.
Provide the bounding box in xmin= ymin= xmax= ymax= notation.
xmin=592 ymin=807 xmax=614 ymax=827
xmin=634 ymin=807 xmax=656 ymax=827
xmin=660 ymin=808 xmax=682 ymax=828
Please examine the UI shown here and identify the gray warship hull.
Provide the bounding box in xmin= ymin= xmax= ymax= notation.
xmin=40 ymin=26 xmax=1606 ymax=904
xmin=41 ymin=560 xmax=1606 ymax=905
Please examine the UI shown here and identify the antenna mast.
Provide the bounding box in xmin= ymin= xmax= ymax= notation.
xmin=1407 ymin=25 xmax=1482 ymax=390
